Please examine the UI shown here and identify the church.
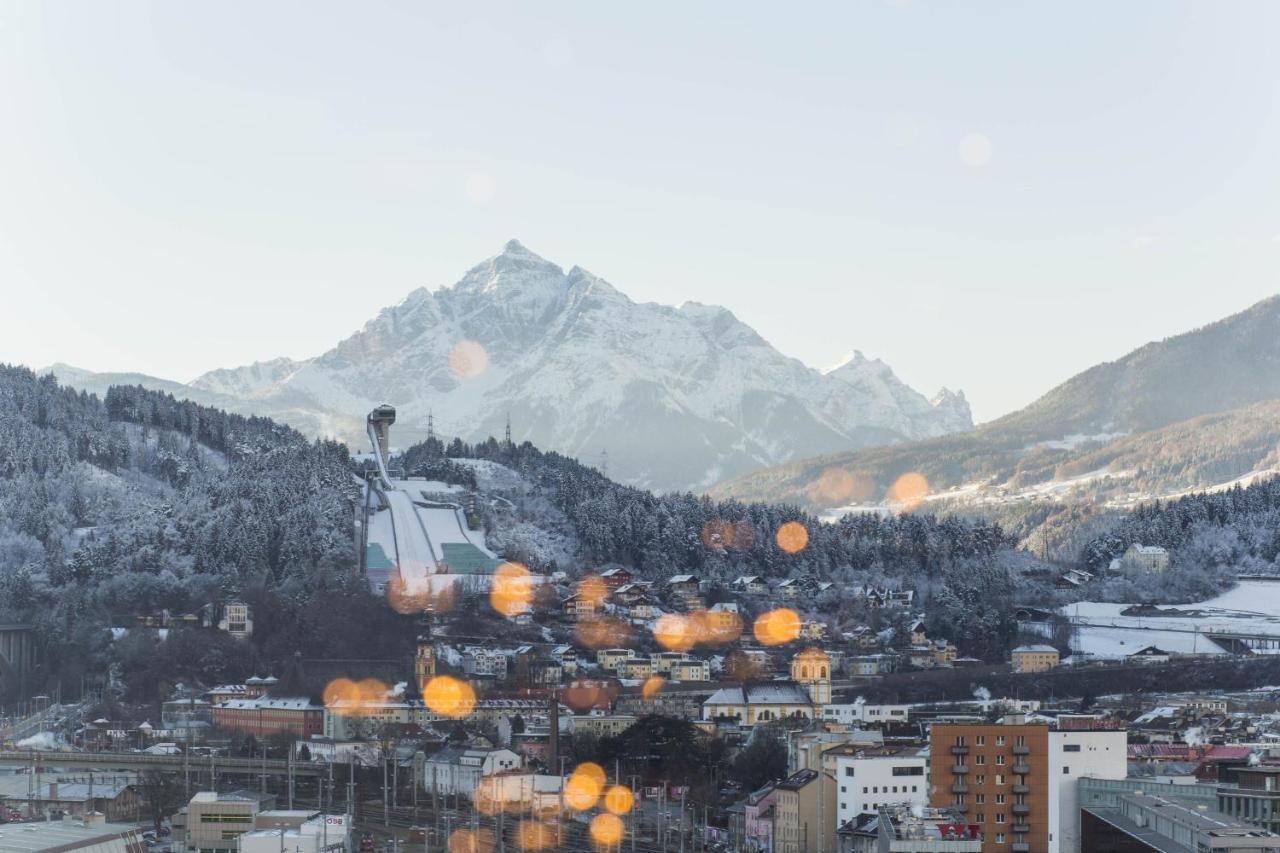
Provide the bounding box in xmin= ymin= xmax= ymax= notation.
xmin=701 ymin=648 xmax=832 ymax=726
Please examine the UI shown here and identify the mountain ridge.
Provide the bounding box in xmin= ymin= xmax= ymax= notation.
xmin=43 ymin=241 xmax=971 ymax=491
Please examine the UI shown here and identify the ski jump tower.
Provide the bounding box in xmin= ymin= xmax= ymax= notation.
xmin=366 ymin=404 xmax=397 ymax=489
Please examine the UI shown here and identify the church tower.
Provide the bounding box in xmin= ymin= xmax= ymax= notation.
xmin=791 ymin=647 xmax=832 ymax=708
xmin=415 ymin=635 xmax=436 ymax=692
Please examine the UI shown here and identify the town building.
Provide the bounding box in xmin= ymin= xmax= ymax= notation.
xmin=210 ymin=696 xmax=324 ymax=738
xmin=1082 ymin=790 xmax=1280 ymax=852
xmin=929 ymin=716 xmax=1127 ymax=853
xmin=834 ymin=746 xmax=929 ymax=823
xmin=774 ymin=769 xmax=838 ymax=853
xmin=415 ymin=636 xmax=436 ymax=691
xmin=422 ymin=746 xmax=522 ymax=798
xmin=844 ymin=804 xmax=983 ymax=853
xmin=0 ymin=815 xmax=147 ymax=853
xmin=570 ymin=714 xmax=638 ymax=738
xmin=1120 ymin=544 xmax=1171 ymax=572
xmin=1011 ymin=645 xmax=1060 ymax=674
xmin=238 ymin=813 xmax=350 ymax=853
xmin=215 ymin=601 xmax=253 ymax=639
xmin=174 ymin=790 xmax=264 ymax=852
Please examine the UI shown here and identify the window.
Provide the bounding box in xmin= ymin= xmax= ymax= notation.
xmin=996 ymin=834 xmax=1005 ymax=844
xmin=996 ymin=736 xmax=1006 ymax=746
xmin=975 ymin=775 xmax=985 ymax=785
xmin=976 ymin=812 xmax=985 ymax=823
xmin=976 ymin=794 xmax=985 ymax=804
xmin=996 ymin=813 xmax=1006 ymax=824
xmin=912 ymin=785 xmax=917 ymax=793
xmin=845 ymin=767 xmax=855 ymax=777
xmin=996 ymin=755 xmax=1006 ymax=765
xmin=995 ymin=774 xmax=1005 ymax=785
xmin=841 ymin=786 xmax=846 ymax=793
xmin=995 ymin=794 xmax=1006 ymax=804
xmin=1064 ymin=766 xmax=1071 ymax=774
xmin=863 ymin=787 xmax=868 ymax=794
xmin=892 ymin=766 xmax=923 ymax=776
xmin=1063 ymin=744 xmax=1081 ymax=752
xmin=976 ymin=735 xmax=985 ymax=745
xmin=1015 ymin=735 xmax=1026 ymax=746
xmin=975 ymin=755 xmax=986 ymax=765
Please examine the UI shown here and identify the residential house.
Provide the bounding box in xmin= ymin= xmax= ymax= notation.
xmin=734 ymin=576 xmax=768 ymax=595
xmin=422 ymin=746 xmax=522 ymax=798
xmin=1011 ymin=644 xmax=1060 ymax=673
xmin=599 ymin=566 xmax=634 ymax=589
xmin=216 ymin=601 xmax=253 ymax=639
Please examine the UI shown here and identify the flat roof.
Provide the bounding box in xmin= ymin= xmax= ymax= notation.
xmin=0 ymin=820 xmax=144 ymax=852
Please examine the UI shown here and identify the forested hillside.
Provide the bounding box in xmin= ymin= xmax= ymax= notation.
xmin=0 ymin=366 xmax=406 ymax=701
xmin=1076 ymin=476 xmax=1280 ymax=602
xmin=404 ymin=434 xmax=1036 ymax=659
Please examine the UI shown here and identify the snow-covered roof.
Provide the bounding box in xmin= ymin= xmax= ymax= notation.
xmin=1012 ymin=645 xmax=1058 ymax=653
xmin=668 ymin=574 xmax=697 ymax=584
xmin=703 ymin=682 xmax=814 ymax=707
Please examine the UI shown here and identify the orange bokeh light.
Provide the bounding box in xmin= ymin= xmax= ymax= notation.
xmin=641 ymin=676 xmax=666 ymax=700
xmin=604 ymin=785 xmax=635 ymax=815
xmin=322 ymin=677 xmax=390 ymax=716
xmin=576 ymin=615 xmax=633 ymax=650
xmin=775 ymin=521 xmax=809 ymax=554
xmin=888 ymin=471 xmax=929 ymax=509
xmin=809 ymin=467 xmax=874 ymax=505
xmin=653 ymin=613 xmax=696 ymax=653
xmin=423 ymin=675 xmax=477 ymax=719
xmin=515 ymin=819 xmax=555 ymax=851
xmin=448 ymin=340 xmax=489 ymax=380
xmin=490 ymin=561 xmax=534 ymax=618
xmin=754 ymin=608 xmax=801 ymax=646
xmin=448 ymin=828 xmax=496 ymax=853
xmin=563 ymin=763 xmax=605 ymax=811
xmin=589 ymin=813 xmax=625 ymax=847
xmin=577 ymin=575 xmax=609 ymax=606
xmin=385 ymin=574 xmax=432 ymax=614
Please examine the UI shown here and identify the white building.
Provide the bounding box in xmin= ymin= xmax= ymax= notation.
xmin=1047 ymin=724 xmax=1127 ymax=853
xmin=239 ymin=814 xmax=350 ymax=853
xmin=834 ymin=746 xmax=929 ymax=821
xmin=463 ymin=648 xmax=509 ymax=679
xmin=821 ymin=702 xmax=910 ymax=727
xmin=422 ymin=746 xmax=522 ymax=798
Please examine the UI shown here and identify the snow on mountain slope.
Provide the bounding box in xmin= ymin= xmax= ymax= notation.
xmin=63 ymin=241 xmax=973 ymax=491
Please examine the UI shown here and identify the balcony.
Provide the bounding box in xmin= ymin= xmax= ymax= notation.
xmin=1012 ymin=763 xmax=1031 ymax=775
xmin=951 ymin=782 xmax=969 ymax=794
xmin=1012 ymin=844 xmax=1031 ymax=853
xmin=1013 ymin=823 xmax=1031 ymax=834
xmin=951 ymin=764 xmax=970 ymax=774
xmin=950 ymin=803 xmax=968 ymax=814
xmin=1012 ymin=743 xmax=1030 ymax=755
xmin=1012 ymin=804 xmax=1030 ymax=816
xmin=951 ymin=744 xmax=969 ymax=755
xmin=1012 ymin=784 xmax=1030 ymax=794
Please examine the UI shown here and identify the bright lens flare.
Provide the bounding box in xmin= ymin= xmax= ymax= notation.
xmin=604 ymin=785 xmax=635 ymax=815
xmin=888 ymin=472 xmax=929 ymax=510
xmin=490 ymin=562 xmax=534 ymax=617
xmin=775 ymin=521 xmax=809 ymax=554
xmin=578 ymin=575 xmax=609 ymax=607
xmin=589 ymin=813 xmax=625 ymax=847
xmin=423 ymin=675 xmax=477 ymax=719
xmin=563 ymin=763 xmax=605 ymax=811
xmin=515 ymin=820 xmax=555 ymax=851
xmin=576 ymin=616 xmax=633 ymax=650
xmin=449 ymin=340 xmax=489 ymax=380
xmin=754 ymin=608 xmax=801 ymax=646
xmin=448 ymin=828 xmax=496 ymax=853
xmin=322 ymin=677 xmax=389 ymax=716
xmin=641 ymin=676 xmax=666 ymax=701
xmin=653 ymin=614 xmax=696 ymax=653
xmin=809 ymin=467 xmax=874 ymax=505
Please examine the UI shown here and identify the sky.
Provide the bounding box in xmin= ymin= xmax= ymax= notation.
xmin=2 ymin=2 xmax=1279 ymax=424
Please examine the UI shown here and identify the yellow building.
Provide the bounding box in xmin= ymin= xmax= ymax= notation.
xmin=791 ymin=648 xmax=832 ymax=707
xmin=1011 ymin=644 xmax=1060 ymax=673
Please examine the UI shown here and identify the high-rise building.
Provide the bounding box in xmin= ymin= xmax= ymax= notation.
xmin=929 ymin=716 xmax=1127 ymax=853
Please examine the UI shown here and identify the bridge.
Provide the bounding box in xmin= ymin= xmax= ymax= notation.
xmin=0 ymin=750 xmax=325 ymax=778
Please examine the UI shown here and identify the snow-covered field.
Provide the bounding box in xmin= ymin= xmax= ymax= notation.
xmin=1063 ymin=580 xmax=1280 ymax=660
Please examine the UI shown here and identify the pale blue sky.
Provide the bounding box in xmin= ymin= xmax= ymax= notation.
xmin=3 ymin=2 xmax=1279 ymax=422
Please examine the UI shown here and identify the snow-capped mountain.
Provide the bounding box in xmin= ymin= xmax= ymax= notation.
xmin=52 ymin=241 xmax=972 ymax=491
